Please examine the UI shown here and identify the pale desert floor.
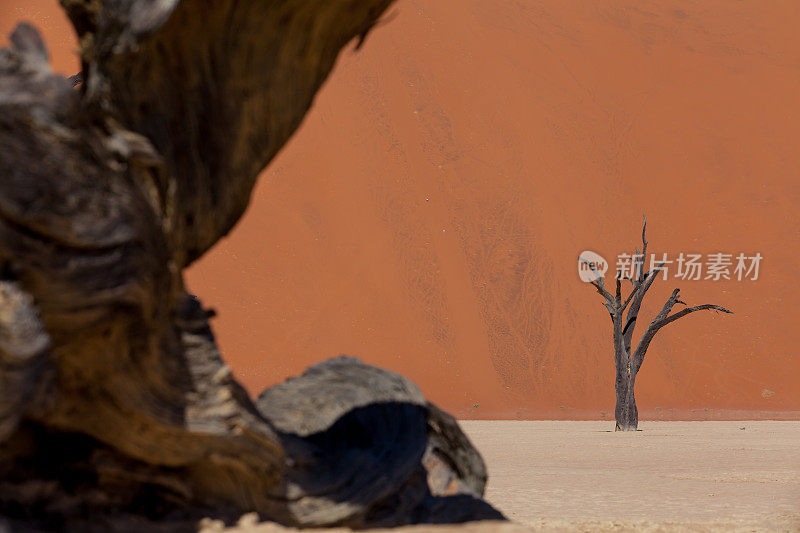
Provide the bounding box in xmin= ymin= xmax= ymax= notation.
xmin=210 ymin=421 xmax=799 ymax=532
xmin=461 ymin=421 xmax=800 ymax=532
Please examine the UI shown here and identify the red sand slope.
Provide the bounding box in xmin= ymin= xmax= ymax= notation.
xmin=2 ymin=0 xmax=798 ymax=419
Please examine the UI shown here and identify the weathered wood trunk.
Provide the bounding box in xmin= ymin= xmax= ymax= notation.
xmin=0 ymin=2 xmax=505 ymax=529
xmin=614 ymin=370 xmax=638 ymax=431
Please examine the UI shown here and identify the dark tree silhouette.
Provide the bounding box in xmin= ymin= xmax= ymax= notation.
xmin=584 ymin=218 xmax=733 ymax=431
xmin=0 ymin=1 xmax=502 ymax=529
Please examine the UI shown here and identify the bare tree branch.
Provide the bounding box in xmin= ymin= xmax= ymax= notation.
xmin=620 ymin=266 xmax=659 ymax=313
xmin=581 ymin=258 xmax=615 ymax=311
xmin=662 ymin=304 xmax=734 ymax=326
xmin=590 ymin=278 xmax=614 ymax=307
xmin=638 ymin=215 xmax=648 ymax=281
xmin=619 ymin=217 xmax=657 ymax=348
xmin=632 ymin=289 xmax=732 ymax=373
xmin=621 ymin=264 xmax=663 ymax=348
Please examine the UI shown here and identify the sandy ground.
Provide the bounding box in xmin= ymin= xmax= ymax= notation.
xmin=212 ymin=421 xmax=799 ymax=532
xmin=462 ymin=421 xmax=800 ymax=531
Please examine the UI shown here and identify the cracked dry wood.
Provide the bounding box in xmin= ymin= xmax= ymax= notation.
xmin=0 ymin=1 xmax=503 ymax=529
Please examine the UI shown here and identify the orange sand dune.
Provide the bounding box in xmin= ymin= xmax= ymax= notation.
xmin=2 ymin=0 xmax=798 ymax=419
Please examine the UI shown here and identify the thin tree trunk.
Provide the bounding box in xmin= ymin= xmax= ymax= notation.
xmin=614 ymin=368 xmax=638 ymax=431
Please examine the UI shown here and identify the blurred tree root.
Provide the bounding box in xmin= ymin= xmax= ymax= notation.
xmin=0 ymin=2 xmax=503 ymax=530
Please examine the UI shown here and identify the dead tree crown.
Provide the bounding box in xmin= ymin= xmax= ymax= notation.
xmin=584 ymin=217 xmax=733 ymax=431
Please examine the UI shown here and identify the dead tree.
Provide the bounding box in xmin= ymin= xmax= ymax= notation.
xmin=0 ymin=1 xmax=502 ymax=529
xmin=584 ymin=218 xmax=733 ymax=431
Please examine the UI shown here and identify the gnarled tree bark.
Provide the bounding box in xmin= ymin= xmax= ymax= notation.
xmin=0 ymin=2 xmax=502 ymax=529
xmin=583 ymin=218 xmax=733 ymax=431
